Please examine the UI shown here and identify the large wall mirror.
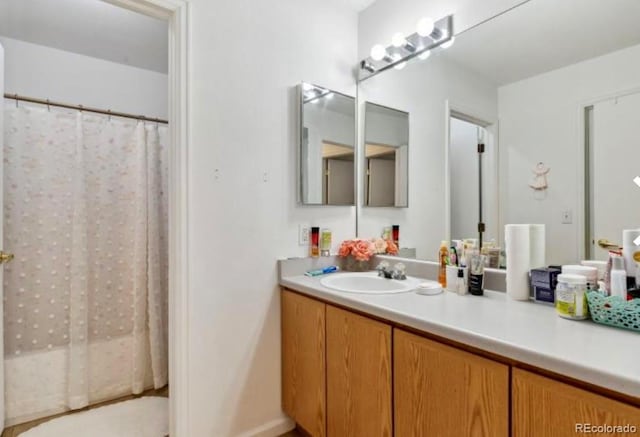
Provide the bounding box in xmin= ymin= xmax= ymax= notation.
xmin=357 ymin=0 xmax=640 ymax=264
xmin=299 ymin=83 xmax=356 ymax=205
xmin=363 ymin=102 xmax=409 ymax=208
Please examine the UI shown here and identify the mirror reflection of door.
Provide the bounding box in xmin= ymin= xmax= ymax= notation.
xmin=322 ymin=142 xmax=354 ymax=205
xmin=449 ymin=114 xmax=497 ymax=246
xmin=586 ymin=91 xmax=640 ymax=260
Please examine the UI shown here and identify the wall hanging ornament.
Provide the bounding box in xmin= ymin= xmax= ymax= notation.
xmin=529 ymin=162 xmax=550 ymax=191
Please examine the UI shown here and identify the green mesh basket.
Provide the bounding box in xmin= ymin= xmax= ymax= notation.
xmin=586 ymin=291 xmax=640 ymax=333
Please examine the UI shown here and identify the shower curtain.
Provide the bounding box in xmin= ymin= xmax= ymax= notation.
xmin=2 ymin=101 xmax=168 ymax=421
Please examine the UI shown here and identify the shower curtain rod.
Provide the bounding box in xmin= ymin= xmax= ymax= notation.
xmin=4 ymin=93 xmax=168 ymax=124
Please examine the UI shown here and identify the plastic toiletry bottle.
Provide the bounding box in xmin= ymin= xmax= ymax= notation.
xmin=438 ymin=241 xmax=448 ymax=287
xmin=610 ymin=255 xmax=627 ymax=300
xmin=320 ymin=228 xmax=332 ymax=257
xmin=555 ymin=274 xmax=588 ymax=320
xmin=457 ymin=268 xmax=467 ymax=295
xmin=310 ymin=227 xmax=320 ymax=258
xmin=392 ymin=225 xmax=400 ymax=246
xmin=468 ymin=253 xmax=486 ymax=296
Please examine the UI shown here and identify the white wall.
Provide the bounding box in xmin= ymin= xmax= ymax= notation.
xmin=498 ymin=42 xmax=640 ymax=265
xmin=187 ymin=0 xmax=357 ymax=435
xmin=358 ymin=0 xmax=525 ymax=60
xmin=0 ymin=37 xmax=168 ymax=120
xmin=358 ymin=53 xmax=498 ymax=260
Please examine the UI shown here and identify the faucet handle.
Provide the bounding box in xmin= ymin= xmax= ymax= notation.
xmin=392 ymin=262 xmax=407 ymax=280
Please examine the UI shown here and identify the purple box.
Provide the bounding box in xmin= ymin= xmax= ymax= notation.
xmin=530 ymin=267 xmax=561 ymax=304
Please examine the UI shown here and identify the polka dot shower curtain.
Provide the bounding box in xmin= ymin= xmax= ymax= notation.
xmin=2 ymin=101 xmax=168 ymax=423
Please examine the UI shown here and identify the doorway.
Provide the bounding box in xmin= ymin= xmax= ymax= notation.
xmin=446 ymin=109 xmax=498 ymax=248
xmin=0 ymin=0 xmax=188 ymax=435
xmin=584 ymin=90 xmax=640 ymax=260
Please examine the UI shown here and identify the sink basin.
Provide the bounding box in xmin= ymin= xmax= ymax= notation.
xmin=320 ymin=271 xmax=422 ymax=294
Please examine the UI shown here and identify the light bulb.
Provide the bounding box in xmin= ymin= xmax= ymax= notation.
xmin=416 ymin=17 xmax=434 ymax=37
xmin=441 ymin=37 xmax=455 ymax=49
xmin=392 ymin=54 xmax=406 ymax=70
xmin=392 ymin=32 xmax=406 ymax=48
xmin=418 ymin=50 xmax=431 ymax=60
xmin=370 ymin=44 xmax=387 ymax=61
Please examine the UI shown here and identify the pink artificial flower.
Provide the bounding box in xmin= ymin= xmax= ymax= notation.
xmin=385 ymin=239 xmax=399 ymax=255
xmin=372 ymin=238 xmax=388 ymax=254
xmin=353 ymin=239 xmax=374 ymax=261
xmin=338 ymin=240 xmax=354 ymax=257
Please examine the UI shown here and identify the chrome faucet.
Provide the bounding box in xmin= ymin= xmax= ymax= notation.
xmin=376 ymin=261 xmax=407 ymax=280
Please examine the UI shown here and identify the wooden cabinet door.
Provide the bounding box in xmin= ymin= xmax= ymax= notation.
xmin=326 ymin=306 xmax=392 ymax=437
xmin=394 ymin=329 xmax=509 ymax=437
xmin=281 ymin=290 xmax=326 ymax=437
xmin=513 ymin=368 xmax=640 ymax=436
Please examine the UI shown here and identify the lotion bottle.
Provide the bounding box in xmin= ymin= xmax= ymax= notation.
xmin=438 ymin=241 xmax=448 ymax=287
xmin=610 ymin=255 xmax=627 ymax=300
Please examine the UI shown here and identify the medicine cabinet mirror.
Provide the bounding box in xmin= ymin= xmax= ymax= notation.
xmin=299 ymin=82 xmax=356 ymax=206
xmin=356 ymin=0 xmax=640 ymax=264
xmin=363 ymin=102 xmax=409 ymax=208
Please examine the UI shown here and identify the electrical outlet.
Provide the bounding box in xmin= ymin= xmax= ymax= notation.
xmin=298 ymin=225 xmax=310 ymax=246
xmin=561 ymin=209 xmax=573 ymax=224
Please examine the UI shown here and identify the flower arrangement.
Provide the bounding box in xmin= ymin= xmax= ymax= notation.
xmin=338 ymin=237 xmax=399 ymax=261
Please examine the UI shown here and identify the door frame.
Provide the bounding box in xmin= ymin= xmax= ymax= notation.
xmin=444 ymin=100 xmax=499 ymax=244
xmin=103 ymin=1 xmax=190 ymax=436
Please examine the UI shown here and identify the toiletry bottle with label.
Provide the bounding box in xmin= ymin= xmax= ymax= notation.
xmin=468 ymin=253 xmax=486 ymax=296
xmin=610 ymin=255 xmax=627 ymax=300
xmin=320 ymin=228 xmax=332 ymax=256
xmin=392 ymin=225 xmax=400 ymax=246
xmin=310 ymin=227 xmax=320 ymax=258
xmin=438 ymin=240 xmax=448 ymax=287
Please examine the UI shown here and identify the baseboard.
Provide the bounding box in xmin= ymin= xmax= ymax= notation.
xmin=236 ymin=415 xmax=295 ymax=437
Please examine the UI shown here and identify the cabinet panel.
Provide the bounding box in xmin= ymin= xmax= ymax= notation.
xmin=281 ymin=290 xmax=326 ymax=437
xmin=394 ymin=329 xmax=509 ymax=437
xmin=513 ymin=368 xmax=640 ymax=436
xmin=326 ymin=306 xmax=392 ymax=437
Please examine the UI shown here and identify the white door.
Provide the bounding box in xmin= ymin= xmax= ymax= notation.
xmin=0 ymin=41 xmax=6 ymax=431
xmin=368 ymin=158 xmax=395 ymax=206
xmin=326 ymin=158 xmax=354 ymax=205
xmin=591 ymin=92 xmax=640 ymax=259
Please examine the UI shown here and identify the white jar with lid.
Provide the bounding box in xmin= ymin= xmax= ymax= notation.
xmin=562 ymin=265 xmax=598 ymax=291
xmin=555 ymin=274 xmax=589 ymax=320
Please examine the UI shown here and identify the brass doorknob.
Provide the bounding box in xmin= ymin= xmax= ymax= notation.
xmin=0 ymin=251 xmax=14 ymax=264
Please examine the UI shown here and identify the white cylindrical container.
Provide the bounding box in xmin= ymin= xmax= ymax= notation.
xmin=562 ymin=265 xmax=598 ymax=291
xmin=622 ymin=229 xmax=640 ymax=278
xmin=505 ymin=224 xmax=531 ymax=300
xmin=580 ymin=260 xmax=607 ymax=281
xmin=555 ymin=274 xmax=588 ymax=320
xmin=610 ymin=255 xmax=628 ymax=300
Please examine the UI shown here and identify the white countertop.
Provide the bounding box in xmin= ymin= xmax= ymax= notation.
xmin=280 ymin=273 xmax=640 ymax=399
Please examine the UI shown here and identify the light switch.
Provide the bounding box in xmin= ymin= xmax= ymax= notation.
xmin=561 ymin=209 xmax=573 ymax=224
xmin=298 ymin=225 xmax=310 ymax=246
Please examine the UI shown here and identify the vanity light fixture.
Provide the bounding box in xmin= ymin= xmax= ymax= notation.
xmin=392 ymin=32 xmax=416 ymax=52
xmin=418 ymin=50 xmax=431 ymax=60
xmin=301 ymin=83 xmax=334 ymax=104
xmin=358 ymin=14 xmax=454 ymax=81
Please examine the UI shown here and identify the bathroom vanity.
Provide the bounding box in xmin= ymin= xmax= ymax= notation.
xmin=279 ymin=261 xmax=640 ymax=437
